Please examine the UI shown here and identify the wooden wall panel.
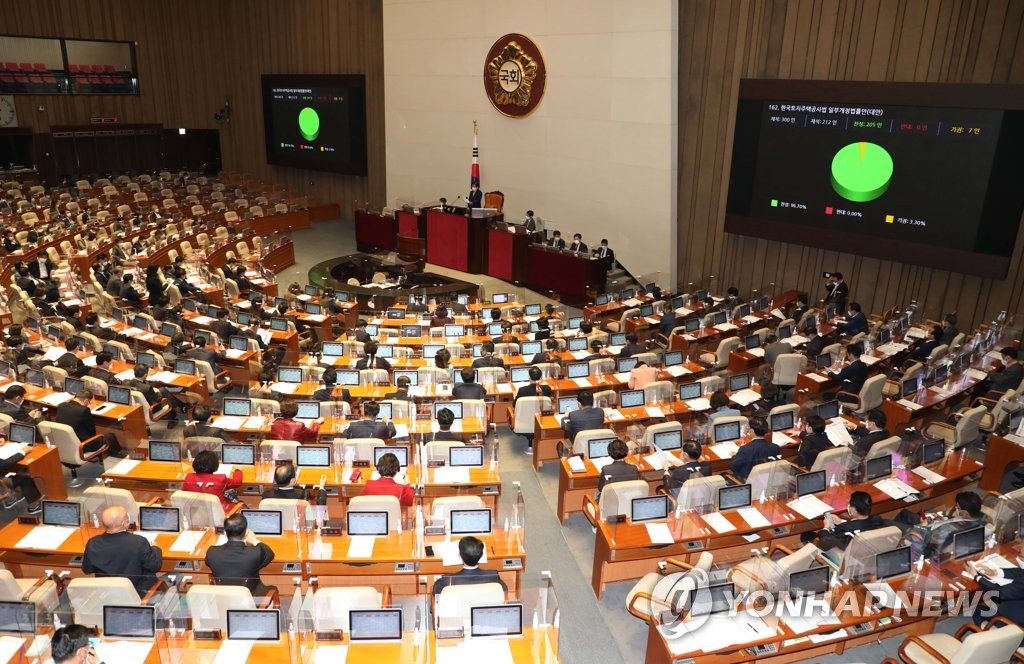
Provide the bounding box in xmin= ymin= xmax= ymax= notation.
xmin=0 ymin=0 xmax=384 ymax=210
xmin=678 ymin=0 xmax=1024 ymax=330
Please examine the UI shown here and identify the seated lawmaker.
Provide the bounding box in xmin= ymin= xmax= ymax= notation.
xmin=729 ymin=416 xmax=780 ymax=482
xmin=596 ymin=439 xmax=639 ymax=495
xmin=262 ymin=462 xmax=308 ymax=500
xmin=827 ymin=342 xmax=867 ymax=398
xmin=453 ymin=367 xmax=487 ymax=399
xmin=344 ymin=401 xmax=397 ymax=439
xmin=909 ymin=325 xmax=943 ymax=361
xmin=82 ymin=505 xmax=163 ymax=596
xmin=424 ymin=407 xmax=461 ymax=442
xmin=431 ymin=536 xmax=507 ymax=595
xmin=849 ymin=409 xmax=890 ymax=460
xmin=800 ymin=491 xmax=886 ymax=551
xmin=836 ymin=302 xmax=868 ymax=336
xmin=205 ymin=513 xmax=276 ymax=598
xmin=270 ymin=400 xmax=322 ymax=443
xmin=661 ymin=440 xmax=711 ymax=493
xmin=362 ymin=452 xmax=414 ymax=506
xmin=182 ymin=450 xmax=242 ymax=512
xmin=796 ymin=415 xmax=832 ymax=469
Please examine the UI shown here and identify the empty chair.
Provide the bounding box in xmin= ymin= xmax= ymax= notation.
xmin=510 ymin=396 xmax=550 ymax=450
xmin=38 ymin=420 xmax=108 ymax=482
xmin=349 ymin=495 xmax=403 ymax=532
xmin=425 ymin=440 xmax=465 ymax=463
xmin=807 ymin=445 xmax=855 ymax=479
xmin=834 ymin=526 xmax=902 ymax=581
xmin=837 ymin=373 xmax=886 ymax=414
xmin=259 ymin=498 xmax=309 ymax=531
xmin=435 ymin=583 xmax=505 ymax=625
xmin=68 ymin=577 xmax=162 ymax=628
xmin=430 ymin=495 xmax=485 ymax=528
xmin=728 ymin=543 xmax=820 ymax=594
xmin=865 ymin=435 xmax=901 ymax=460
xmin=606 ymin=307 xmax=640 ymax=333
xmin=0 ymin=569 xmax=59 ymax=614
xmin=744 ymin=459 xmax=792 ymax=499
xmin=626 ymin=552 xmax=714 ymax=621
xmin=675 ymin=475 xmax=727 ymax=511
xmin=313 ymin=586 xmax=387 ymax=631
xmin=773 ymin=353 xmax=804 ymax=389
xmin=643 ymin=380 xmax=674 ymax=404
xmin=700 ymin=337 xmax=741 ymax=371
xmin=881 ymin=621 xmax=1024 ymax=664
xmin=264 ymin=440 xmax=299 ymax=463
xmin=186 ymin=584 xmax=264 ymax=632
xmin=170 ymin=490 xmax=230 ymax=528
xmin=592 ymin=389 xmax=617 ymax=409
xmin=923 ymin=404 xmax=987 ymax=450
xmin=583 ymin=480 xmax=649 ymax=523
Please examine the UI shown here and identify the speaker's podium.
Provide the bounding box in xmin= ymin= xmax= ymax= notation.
xmin=425 ymin=207 xmax=498 ymax=274
xmin=354 ymin=208 xmax=396 ymax=252
xmin=487 ymin=221 xmax=534 ymax=283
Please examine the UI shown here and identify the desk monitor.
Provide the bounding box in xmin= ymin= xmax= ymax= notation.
xmin=471 ymin=344 xmax=483 ymax=358
xmin=0 ymin=360 xmax=11 ymax=377
xmin=0 ymin=601 xmax=35 ymax=634
xmin=487 ymin=322 xmax=504 ymax=336
xmin=901 ymin=377 xmax=920 ymax=398
xmin=23 ymin=317 xmax=39 ymax=331
xmin=678 ymin=382 xmax=702 ymax=401
xmin=192 ymin=330 xmax=211 ymax=346
xmin=226 ymin=609 xmax=280 ymax=641
xmin=223 ymin=398 xmax=252 ymax=417
xmin=349 ymin=609 xmax=402 ymax=641
xmin=815 ymin=353 xmax=833 ymax=371
xmin=621 ymin=288 xmax=638 ymax=300
xmin=567 ymin=316 xmax=583 ymax=330
xmin=148 ymin=440 xmax=180 ymax=462
xmin=728 ymin=373 xmax=751 ymax=391
xmin=182 ymin=299 xmax=198 ymax=312
xmin=337 ymin=369 xmax=360 ymax=386
xmin=139 ymin=506 xmax=180 ymax=533
xmin=335 ymin=292 xmax=350 ymax=303
xmin=304 ymin=302 xmax=322 ymax=316
xmin=174 ymin=359 xmax=196 ymax=376
xmin=744 ymin=334 xmax=761 ymax=350
xmin=770 ymin=410 xmax=794 ymax=432
xmin=865 ymin=454 xmax=893 ymax=481
xmin=450 ymin=445 xmax=484 ymax=467
xmin=619 ymin=389 xmax=645 ymax=409
xmin=236 ymin=312 xmax=253 ymax=326
xmin=221 ymin=443 xmax=255 ymax=465
xmin=24 ymin=369 xmax=44 ymax=388
xmin=347 ymin=511 xmax=388 ymax=536
xmin=8 ymin=422 xmax=35 ymax=445
xmin=321 ymin=341 xmax=345 ymax=357
xmin=631 ymin=495 xmax=669 ymax=523
xmin=509 ymin=366 xmax=532 ymax=383
xmin=274 ymin=297 xmax=288 ymax=309
xmin=738 ymin=304 xmax=752 ymax=319
xmin=433 ymin=401 xmax=463 ymax=420
xmin=568 ymin=337 xmax=588 ymax=352
xmin=103 ymin=605 xmax=156 ymax=640
xmin=64 ymin=376 xmax=85 ymax=395
xmin=953 ymin=525 xmax=986 ymax=560
xmin=640 ymin=303 xmax=655 ymax=317
xmin=374 ymin=446 xmax=408 ymax=468
xmin=471 ymin=605 xmax=523 ymax=638
xmin=269 ymin=318 xmax=289 ymax=332
xmin=136 ymin=352 xmax=157 ymax=368
xmin=712 ymin=311 xmax=728 ymax=326
xmin=616 ymin=357 xmax=638 ymax=373
xmin=816 ymin=400 xmax=840 ymax=421
xmin=107 ymin=385 xmax=132 ymax=406
xmin=277 ymin=366 xmax=302 ymax=384
xmin=386 ymin=308 xmax=404 ymax=320
xmin=795 ymin=470 xmax=826 ymax=497
xmin=159 ymin=322 xmax=178 ymax=338
xmin=519 ymin=341 xmax=542 ymax=356
xmin=690 ymin=582 xmax=736 ymax=617
xmin=587 ymin=437 xmax=616 ymax=459
xmin=401 ymin=324 xmax=421 ymax=338
xmin=423 ymin=344 xmax=445 ymax=358
xmin=42 ymin=500 xmax=80 ymax=527
xmin=492 ymin=293 xmax=509 ymax=304
xmin=228 ymin=335 xmax=249 ymax=352
xmin=664 ymin=351 xmax=684 ymax=367
xmin=557 ymin=396 xmax=579 ymax=414
xmin=788 ymin=566 xmax=830 ymax=597
xmin=375 ymin=344 xmax=395 ymax=358
xmin=610 ymin=333 xmax=627 ymax=346
xmin=393 ymin=369 xmax=418 ymax=386
xmin=566 ymin=362 xmax=589 ymax=379
xmin=450 ymin=508 xmax=492 ymax=535
xmin=296 ymin=445 xmax=331 ymax=467
xmin=45 ymin=324 xmax=62 ymax=340
xmin=364 ymin=324 xmax=379 ymax=336
xmin=805 ymin=315 xmax=818 ymax=329
xmin=933 ymin=364 xmax=949 ymax=385
xmin=444 ymin=324 xmax=466 ymax=337
xmin=292 ymin=401 xmax=319 ymax=421
xmin=879 ymin=327 xmax=892 ymax=344
xmin=717 ymin=484 xmax=752 ymax=511
xmin=921 ymin=440 xmax=945 ymax=465
xmin=377 ymin=402 xmax=393 ymax=420
xmin=240 ymin=509 xmax=283 ymax=536
xmin=304 ymin=284 xmax=319 ymax=296
xmin=685 ymin=318 xmax=701 ymax=332
xmin=524 ymin=304 xmax=542 ymax=316
xmin=777 ymin=324 xmax=793 ymax=340
xmin=713 ymin=421 xmax=742 ymax=443
xmin=876 ymin=546 xmax=912 ymax=581
xmin=653 ymin=429 xmax=683 ymax=451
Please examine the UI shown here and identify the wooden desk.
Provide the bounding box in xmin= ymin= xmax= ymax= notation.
xmin=526 ymin=245 xmax=604 ymax=300
xmin=355 ymin=209 xmax=398 ymax=251
xmin=14 ymin=444 xmax=66 ymax=500
xmin=881 ymin=370 xmax=986 ymax=429
xmin=980 ymin=433 xmax=1024 ymax=491
xmin=590 ymin=452 xmax=981 ymax=597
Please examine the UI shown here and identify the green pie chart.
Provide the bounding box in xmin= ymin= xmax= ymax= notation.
xmin=298 ymin=107 xmax=320 ymax=142
xmin=830 ymin=142 xmax=893 ymax=202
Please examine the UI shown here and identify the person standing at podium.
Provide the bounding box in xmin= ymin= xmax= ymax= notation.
xmin=523 ymin=210 xmax=539 ymax=231
xmin=466 ymin=184 xmax=482 ymax=209
xmin=568 ymin=234 xmax=588 ymax=253
xmin=547 ymin=231 xmax=565 ymax=249
xmin=594 ymin=239 xmax=615 ymax=270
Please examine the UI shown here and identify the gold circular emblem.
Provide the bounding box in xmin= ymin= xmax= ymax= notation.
xmin=484 ymin=34 xmax=545 ymax=118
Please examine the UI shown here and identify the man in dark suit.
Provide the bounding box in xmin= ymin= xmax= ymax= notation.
xmin=105 ymin=268 xmax=125 ymax=298
xmin=184 ymin=336 xmax=225 ymax=374
xmin=424 ymin=407 xmax=462 ymax=442
xmin=56 ymin=389 xmax=125 ymax=456
xmin=123 ymin=363 xmax=165 ymax=407
xmin=212 ymin=309 xmax=242 ymax=342
xmin=453 ymin=368 xmax=487 ymax=400
xmin=910 ymin=326 xmax=944 ymax=361
xmin=797 ymin=415 xmax=833 ymax=469
xmin=825 ymin=273 xmax=849 ymax=313
xmin=594 ymin=239 xmax=615 ymax=271
xmin=661 ymin=440 xmax=712 ymax=493
xmin=84 ymin=312 xmax=116 ymax=341
xmin=801 ymin=491 xmax=887 ymax=551
xmin=183 ymin=403 xmax=235 ymax=450
xmin=313 ymin=367 xmax=352 ymax=403
xmin=763 ymin=334 xmax=793 ymax=369
xmin=618 ymin=333 xmax=646 ymax=358
xmin=969 ymin=560 xmax=1024 ymax=626
xmin=88 ymin=351 xmax=122 ymax=386
xmin=28 ymin=254 xmax=54 ymax=280
xmin=343 ymin=401 xmax=397 ymax=439
xmin=384 ymin=375 xmax=414 ymax=401
xmin=836 ymin=302 xmax=868 ymax=336
xmin=514 ymin=367 xmax=553 ymax=404
xmin=597 ymin=439 xmax=640 ymax=494
xmin=850 ymin=409 xmax=890 ymax=460
xmin=523 ymin=210 xmax=539 ymax=231
xmin=939 ymin=314 xmax=959 ymax=347
xmin=405 ymin=296 xmax=427 ymax=314
xmin=990 ymin=347 xmax=1024 ymax=392
xmin=82 ymin=505 xmax=163 ymax=596
xmin=205 ymin=513 xmax=276 ymax=597
xmin=730 ymin=416 xmax=781 ymax=482
xmin=563 ymin=391 xmax=605 ymax=444
xmin=471 ymin=341 xmax=505 ymax=369
xmin=791 ymin=294 xmax=810 ymax=324
xmin=355 ymin=341 xmax=392 ymax=371
xmin=120 ymin=273 xmax=143 ymax=307
xmin=529 ymin=338 xmax=561 ymax=366
xmin=827 ymin=342 xmax=868 ymax=397
xmin=568 ymin=234 xmax=588 ymax=254
xmin=55 ymin=338 xmax=88 ymax=378
xmin=547 ymin=231 xmax=566 ymax=249
xmin=262 ymin=463 xmax=308 ymax=500
xmin=466 ymin=184 xmax=482 ymax=209
xmin=431 ymin=536 xmax=507 ymax=595
xmin=802 ymin=326 xmax=826 ymax=359
xmin=0 ymin=385 xmax=42 ymax=430
xmin=352 ymin=321 xmax=372 ymax=344
xmin=657 ymin=303 xmax=678 ymax=340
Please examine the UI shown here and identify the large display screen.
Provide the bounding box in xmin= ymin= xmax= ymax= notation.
xmin=726 ymin=80 xmax=1024 ymax=278
xmin=261 ymin=74 xmax=367 ymax=175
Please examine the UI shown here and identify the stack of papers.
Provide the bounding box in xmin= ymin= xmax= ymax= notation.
xmin=148 ymin=371 xmax=181 ymax=384
xmin=606 ymin=409 xmax=625 ymax=421
xmin=675 ymin=307 xmax=694 ymax=316
xmin=243 ymin=416 xmax=267 ymax=429
xmin=645 ymin=406 xmax=665 ymax=418
xmin=772 ymin=432 xmax=796 ymax=446
xmin=702 ymin=512 xmax=736 ymax=533
xmin=190 ymin=315 xmax=215 ymax=326
xmin=494 ymin=383 xmax=514 ymax=394
xmin=569 ymin=350 xmax=590 ymax=361
xmin=0 ymin=442 xmax=26 ymax=460
xmin=346 ymin=536 xmax=376 ymax=559
xmin=211 ymin=640 xmax=254 ymax=664
xmin=313 ymin=645 xmax=350 ymax=664
xmin=572 ymin=377 xmax=592 ymax=388
xmin=825 ymin=421 xmax=853 ymax=446
xmin=896 ymin=399 xmax=924 ymax=410
xmin=737 ymin=507 xmax=771 ymax=528
xmin=15 ymin=526 xmax=77 ymax=550
xmin=644 ymin=316 xmax=660 ymax=325
xmin=729 ymin=389 xmax=762 ymax=406
xmin=965 ymin=368 xmax=989 ymax=381
xmin=169 ymin=530 xmax=205 ymax=553
xmin=787 ymin=334 xmax=809 ymax=346
xmin=224 ymin=349 xmax=246 ymax=359
xmin=666 ymin=614 xmax=774 ymax=655
xmin=783 ymin=609 xmax=842 ymax=635
xmin=644 ymin=449 xmax=682 ymax=469
xmin=860 ymin=355 xmax=881 ymax=366
xmin=742 ymin=315 xmax=762 ymax=324
xmin=436 ymin=639 xmax=513 ymax=664
xmin=875 ymin=478 xmax=918 ymax=499
xmin=94 ymin=640 xmax=153 ymax=664
xmin=211 ymin=415 xmax=247 ymax=430
xmin=746 ymin=347 xmax=765 ymax=358
xmin=591 ymin=457 xmax=615 ymax=474
xmin=911 ymin=466 xmax=946 ymax=484
xmin=270 ymin=382 xmax=298 ymax=394
xmin=613 ymin=372 xmax=631 ymax=383
xmin=787 ymin=494 xmax=833 ymax=519
xmin=713 ymin=323 xmax=738 ymax=332
xmin=805 ymin=373 xmax=828 ymax=383
xmin=709 ymin=442 xmax=740 ymax=458
xmin=684 ymin=397 xmax=711 ymax=411
xmin=666 ymin=365 xmax=691 ymax=377
xmin=0 ymin=636 xmax=26 ymax=663
xmin=645 ymin=522 xmax=674 ymax=544
xmin=433 ymin=467 xmax=470 ymax=484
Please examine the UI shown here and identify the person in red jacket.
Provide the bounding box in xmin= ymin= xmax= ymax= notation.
xmin=270 ymin=400 xmax=322 ymax=443
xmin=361 ymin=452 xmax=414 ymax=506
xmin=182 ymin=450 xmax=242 ymax=512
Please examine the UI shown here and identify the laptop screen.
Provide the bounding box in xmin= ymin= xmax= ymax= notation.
xmin=789 ymin=567 xmax=830 ymax=596
xmin=519 ymin=341 xmax=541 ymax=356
xmin=8 ymin=422 xmax=35 ymax=445
xmin=296 ymin=445 xmax=331 ymax=467
xmin=337 ymin=370 xmax=360 ymax=386
xmin=136 ymin=352 xmax=156 ymax=368
xmin=386 ymin=308 xmax=404 ymax=319
xmin=160 ymin=323 xmax=178 ymax=338
xmin=375 ymin=344 xmax=395 ymax=358
xmin=901 ymin=377 xmax=919 ymax=397
xmin=557 ymin=396 xmax=579 ymax=414
xmin=777 ymin=324 xmax=792 ymax=340
xmin=270 ymin=318 xmax=288 ymax=332
xmin=796 ymin=470 xmax=826 ymax=497
xmin=148 ymin=440 xmax=180 ymax=462
xmin=401 ymin=325 xmax=421 ymax=338
xmin=296 ymin=401 xmax=321 ymax=420
xmin=444 ymin=324 xmax=466 ymax=337
xmin=223 ymin=398 xmax=252 ymax=417
xmin=678 ymin=382 xmax=701 ymax=401
xmin=921 ymin=440 xmax=945 ymax=465
xmin=510 ymin=366 xmax=531 ymax=383
xmin=953 ymin=526 xmax=985 ymax=560
xmin=377 ymin=402 xmax=393 ymax=420
xmin=0 ymin=601 xmax=35 ymax=634
xmin=349 ymin=609 xmax=402 ymax=641
xmin=664 ymin=350 xmax=683 ymax=366
xmin=728 ymin=373 xmax=751 ymax=391
xmin=471 ymin=605 xmax=523 ymax=638
xmin=304 ymin=284 xmax=319 ymax=296
xmin=139 ymin=506 xmax=180 ymax=533
xmin=876 ymin=546 xmax=912 ymax=580
xmin=718 ymin=484 xmax=752 ymax=511
xmin=712 ymin=312 xmax=728 ymax=325
xmin=433 ymin=401 xmax=463 ymax=419
xmin=587 ymin=437 xmax=616 ymax=459
xmin=277 ymin=366 xmax=302 ymax=383
xmin=226 ymin=609 xmax=279 ymax=641
xmin=568 ymin=337 xmax=588 ymax=351
xmin=305 ymin=302 xmax=322 ymax=316
xmin=770 ymin=411 xmax=794 ymax=431
xmin=713 ymin=421 xmax=741 ymax=443
xmin=23 ymin=369 xmax=44 ymax=388
xmin=744 ymin=334 xmax=761 ymax=349
xmin=567 ymin=317 xmax=583 ymax=329
xmin=631 ymin=495 xmax=668 ymax=522
xmin=240 ymin=510 xmax=283 ymax=536
xmin=221 ymin=444 xmax=255 ymax=465
xmin=174 ymin=359 xmax=196 ymax=375
xmin=690 ymin=582 xmax=736 ymax=617
xmin=616 ymin=357 xmax=638 ymax=373
xmin=64 ymin=376 xmax=85 ymax=395
xmin=487 ymin=322 xmax=504 ymax=336
xmin=491 ymin=293 xmax=509 ymax=304
xmin=374 ymin=446 xmax=408 ymax=468
xmin=610 ymin=333 xmax=627 ymax=346
xmin=865 ymin=454 xmax=893 ymax=481
xmin=322 ymin=341 xmax=345 ymax=357
xmin=423 ymin=344 xmax=444 ymax=358
xmin=347 ymin=511 xmax=388 ymax=536
xmin=103 ymin=605 xmax=156 ymax=639
xmin=619 ymin=389 xmax=645 ymax=409
xmin=449 ymin=445 xmax=484 ymax=467
xmin=816 ymin=400 xmax=840 ymax=421
xmin=685 ymin=318 xmax=701 ymax=332
xmin=653 ymin=429 xmax=683 ymax=451
xmin=42 ymin=500 xmax=80 ymax=527
xmin=450 ymin=508 xmax=492 ymax=534
xmin=566 ymin=362 xmax=589 ymax=378
xmin=107 ymin=385 xmax=132 ymax=406
xmin=815 ymin=354 xmax=832 ymax=370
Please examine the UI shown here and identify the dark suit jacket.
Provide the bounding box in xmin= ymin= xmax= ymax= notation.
xmin=851 ymin=427 xmax=891 ymax=460
xmin=344 ymin=418 xmax=397 ymax=440
xmin=814 ymin=514 xmax=887 ymax=551
xmin=663 ymin=461 xmax=712 ymax=492
xmin=991 ymin=362 xmax=1024 ymax=392
xmin=205 ymin=540 xmax=276 ymax=594
xmin=563 ymin=406 xmax=606 ymax=442
xmin=89 ymin=366 xmax=121 ymax=386
xmin=975 ymin=568 xmax=1024 ymax=624
xmin=829 ymin=359 xmax=868 ymax=393
xmin=939 ymin=326 xmax=959 ymax=347
xmin=658 ymin=313 xmax=678 ymax=338
xmin=471 ymin=356 xmax=505 ymax=369
xmin=0 ymin=400 xmax=38 ymax=428
xmin=453 ymin=383 xmax=487 ymax=400
xmin=383 ymin=388 xmax=413 ymax=401
xmin=262 ymin=487 xmax=308 ymax=500
xmin=803 ymin=336 xmax=827 ymax=359
xmin=730 ymin=437 xmax=782 ymax=482
xmin=514 ymin=383 xmax=552 ymax=404
xmin=56 ymin=351 xmax=88 ymax=377
xmin=597 ymin=459 xmax=640 ymax=492
xmin=826 ymin=281 xmax=849 ymax=311
xmin=764 ymin=341 xmax=793 ymax=369
xmin=467 ymin=189 xmax=483 ymax=208
xmin=124 ymin=378 xmax=161 ymax=406
xmin=355 ymin=356 xmax=392 ymax=371
xmin=185 ymin=347 xmax=223 ymax=373
xmin=910 ymin=338 xmax=940 ymax=361
xmin=424 ymin=430 xmax=462 ymax=442
xmin=837 ymin=311 xmax=868 ymax=336
xmin=55 ymin=400 xmax=98 ymax=442
xmin=568 ymin=241 xmax=588 ymax=253
xmin=797 ymin=431 xmax=833 ymax=469
xmin=83 ymin=531 xmax=163 ymax=596
xmin=548 ymin=237 xmax=565 ymax=249
xmin=212 ymin=320 xmax=242 ymax=341
xmin=313 ymin=386 xmax=351 ymax=402
xmin=619 ymin=342 xmax=646 ymax=358
xmin=431 ymin=566 xmax=507 ymax=595
xmin=27 ymin=257 xmax=54 ymax=279
xmin=121 ymin=285 xmax=143 ymax=305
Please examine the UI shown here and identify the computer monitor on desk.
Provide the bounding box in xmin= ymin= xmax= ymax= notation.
xmin=0 ymin=601 xmax=35 ymax=634
xmin=240 ymin=510 xmax=283 ymax=536
xmin=296 ymin=445 xmax=331 ymax=467
xmin=795 ymin=470 xmax=826 ymax=497
xmin=864 ymin=454 xmax=893 ymax=481
xmin=587 ymin=437 xmax=615 ymax=459
xmin=8 ymin=422 xmax=35 ymax=445
xmin=875 ymin=546 xmax=912 ymax=581
xmin=653 ymin=429 xmax=683 ymax=451
xmin=139 ymin=506 xmax=180 ymax=533
xmin=222 ymin=443 xmax=255 ymax=465
xmin=816 ymin=400 xmax=840 ymax=421
xmin=712 ymin=421 xmax=742 ymax=443
xmin=223 ymin=398 xmax=252 ymax=417
xmin=374 ymin=446 xmax=408 ymax=468
xmin=717 ymin=484 xmax=752 ymax=511
xmin=226 ymin=609 xmax=280 ymax=641
xmin=631 ymin=495 xmax=669 ymax=523
xmin=349 ymin=609 xmax=403 ymax=641
xmin=347 ymin=511 xmax=389 ymax=536
xmin=788 ymin=566 xmax=830 ymax=598
xmin=471 ymin=605 xmax=523 ymax=638
xmin=103 ymin=606 xmax=156 ymax=640
xmin=42 ymin=500 xmax=81 ymax=527
xmin=770 ymin=410 xmax=794 ymax=432
xmin=952 ymin=525 xmax=985 ymax=561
